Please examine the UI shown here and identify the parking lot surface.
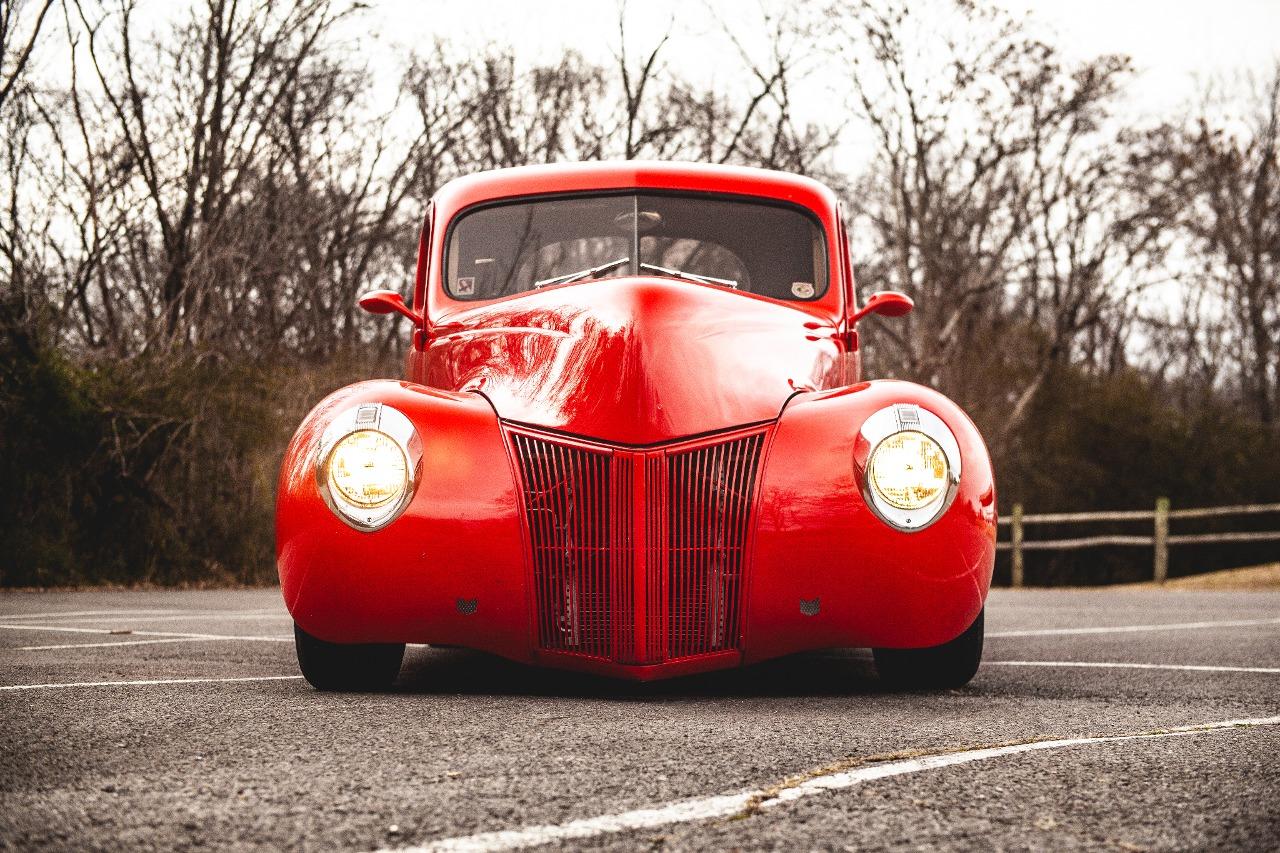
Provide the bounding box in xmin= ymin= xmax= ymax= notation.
xmin=1 ymin=588 xmax=1277 ymax=851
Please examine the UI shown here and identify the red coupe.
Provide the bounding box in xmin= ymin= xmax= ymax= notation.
xmin=276 ymin=162 xmax=996 ymax=691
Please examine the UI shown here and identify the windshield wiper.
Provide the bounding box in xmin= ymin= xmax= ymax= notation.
xmin=639 ymin=262 xmax=738 ymax=289
xmin=534 ymin=256 xmax=630 ymax=289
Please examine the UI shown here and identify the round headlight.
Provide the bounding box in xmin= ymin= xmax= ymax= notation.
xmin=868 ymin=430 xmax=949 ymax=510
xmin=315 ymin=403 xmax=419 ymax=531
xmin=857 ymin=404 xmax=961 ymax=532
xmin=327 ymin=429 xmax=408 ymax=508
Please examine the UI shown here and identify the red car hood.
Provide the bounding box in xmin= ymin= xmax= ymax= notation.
xmin=423 ymin=278 xmax=839 ymax=445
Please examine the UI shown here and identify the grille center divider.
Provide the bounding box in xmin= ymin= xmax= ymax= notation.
xmin=509 ymin=428 xmax=767 ymax=665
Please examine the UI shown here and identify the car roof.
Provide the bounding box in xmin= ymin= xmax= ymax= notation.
xmin=420 ymin=161 xmax=848 ymax=321
xmin=431 ymin=161 xmax=841 ymax=218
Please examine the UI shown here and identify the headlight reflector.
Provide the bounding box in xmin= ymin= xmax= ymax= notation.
xmin=327 ymin=429 xmax=408 ymax=508
xmin=868 ymin=430 xmax=949 ymax=510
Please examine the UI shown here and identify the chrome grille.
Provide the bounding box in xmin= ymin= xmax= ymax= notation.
xmin=511 ymin=429 xmax=766 ymax=664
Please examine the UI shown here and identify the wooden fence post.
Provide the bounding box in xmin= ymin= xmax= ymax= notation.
xmin=1011 ymin=502 xmax=1024 ymax=588
xmin=1153 ymin=497 xmax=1170 ymax=584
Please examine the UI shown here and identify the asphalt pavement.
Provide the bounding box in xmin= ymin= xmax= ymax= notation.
xmin=1 ymin=588 xmax=1277 ymax=851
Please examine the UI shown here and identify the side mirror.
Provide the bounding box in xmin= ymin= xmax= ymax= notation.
xmin=849 ymin=290 xmax=913 ymax=326
xmin=358 ymin=289 xmax=423 ymax=325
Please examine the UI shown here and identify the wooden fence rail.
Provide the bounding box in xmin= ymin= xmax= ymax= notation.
xmin=996 ymin=501 xmax=1280 ymax=587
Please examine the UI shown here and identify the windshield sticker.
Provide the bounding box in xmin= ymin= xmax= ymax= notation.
xmin=455 ymin=276 xmax=476 ymax=296
xmin=791 ymin=281 xmax=815 ymax=298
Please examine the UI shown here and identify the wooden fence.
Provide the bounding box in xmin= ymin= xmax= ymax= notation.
xmin=997 ymin=500 xmax=1280 ymax=587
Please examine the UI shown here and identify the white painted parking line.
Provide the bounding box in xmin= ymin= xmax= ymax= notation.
xmin=986 ymin=660 xmax=1280 ymax=674
xmin=378 ymin=716 xmax=1280 ymax=853
xmin=16 ymin=637 xmax=214 ymax=651
xmin=757 ymin=718 xmax=1280 ymax=808
xmin=989 ymin=617 xmax=1280 ymax=637
xmin=0 ymin=609 xmax=183 ymax=621
xmin=0 ymin=624 xmax=292 ymax=642
xmin=21 ymin=611 xmax=290 ymax=624
xmin=0 ymin=675 xmax=304 ymax=691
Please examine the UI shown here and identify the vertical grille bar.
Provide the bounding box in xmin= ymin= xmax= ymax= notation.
xmin=645 ymin=454 xmax=665 ymax=662
xmin=613 ymin=455 xmax=634 ymax=663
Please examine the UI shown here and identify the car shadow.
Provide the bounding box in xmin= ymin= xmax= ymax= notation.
xmin=392 ymin=645 xmax=891 ymax=699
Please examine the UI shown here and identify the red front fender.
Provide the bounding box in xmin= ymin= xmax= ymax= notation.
xmin=743 ymin=380 xmax=997 ymax=660
xmin=275 ymin=380 xmax=532 ymax=658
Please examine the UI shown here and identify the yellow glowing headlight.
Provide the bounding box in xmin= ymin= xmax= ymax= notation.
xmin=327 ymin=429 xmax=408 ymax=509
xmin=868 ymin=430 xmax=950 ymax=511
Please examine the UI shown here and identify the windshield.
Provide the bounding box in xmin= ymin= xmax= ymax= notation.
xmin=445 ymin=193 xmax=828 ymax=302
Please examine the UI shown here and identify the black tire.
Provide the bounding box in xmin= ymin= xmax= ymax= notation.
xmin=873 ymin=609 xmax=984 ymax=690
xmin=294 ymin=623 xmax=404 ymax=691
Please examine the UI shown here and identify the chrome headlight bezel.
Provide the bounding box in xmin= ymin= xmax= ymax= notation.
xmin=315 ymin=403 xmax=420 ymax=531
xmin=857 ymin=404 xmax=961 ymax=532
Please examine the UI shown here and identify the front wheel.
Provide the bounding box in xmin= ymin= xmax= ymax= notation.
xmin=873 ymin=609 xmax=984 ymax=690
xmin=294 ymin=623 xmax=405 ymax=691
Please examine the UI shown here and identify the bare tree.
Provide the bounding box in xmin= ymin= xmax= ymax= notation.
xmin=398 ymin=1 xmax=842 ymax=184
xmin=0 ymin=0 xmax=54 ymax=113
xmin=831 ymin=0 xmax=1159 ymax=448
xmin=69 ymin=0 xmax=361 ymax=352
xmin=706 ymin=2 xmax=839 ymax=175
xmin=1138 ymin=68 xmax=1280 ymax=424
xmin=999 ymin=55 xmax=1168 ymax=440
xmin=0 ymin=0 xmax=57 ymax=333
xmin=0 ymin=0 xmax=424 ymax=366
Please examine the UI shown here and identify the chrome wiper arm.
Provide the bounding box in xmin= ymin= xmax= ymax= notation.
xmin=639 ymin=262 xmax=738 ymax=289
xmin=534 ymin=256 xmax=630 ymax=289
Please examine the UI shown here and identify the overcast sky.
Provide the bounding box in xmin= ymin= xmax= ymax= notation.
xmin=63 ymin=1 xmax=1278 ymax=136
xmin=367 ymin=0 xmax=1279 ymax=113
xmin=999 ymin=0 xmax=1279 ymax=109
xmin=32 ymin=0 xmax=1280 ymax=173
xmin=347 ymin=0 xmax=1278 ymax=177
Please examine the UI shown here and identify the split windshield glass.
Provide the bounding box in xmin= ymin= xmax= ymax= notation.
xmin=445 ymin=193 xmax=827 ymax=301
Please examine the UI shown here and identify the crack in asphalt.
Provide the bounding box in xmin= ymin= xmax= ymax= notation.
xmin=731 ymin=718 xmax=1280 ymax=822
xmin=380 ymin=716 xmax=1280 ymax=852
xmin=731 ymin=741 xmax=1041 ymax=820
